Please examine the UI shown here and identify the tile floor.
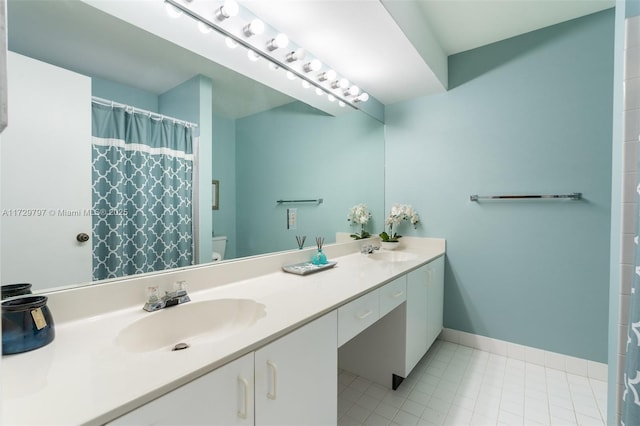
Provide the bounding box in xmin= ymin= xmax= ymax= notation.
xmin=337 ymin=340 xmax=607 ymax=426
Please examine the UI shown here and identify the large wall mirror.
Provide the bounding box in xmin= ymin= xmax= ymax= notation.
xmin=0 ymin=0 xmax=385 ymax=293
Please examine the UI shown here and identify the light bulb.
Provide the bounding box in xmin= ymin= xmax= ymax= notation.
xmin=198 ymin=22 xmax=212 ymax=34
xmin=318 ymin=70 xmax=336 ymax=81
xmin=216 ymin=0 xmax=239 ymax=20
xmin=286 ymin=71 xmax=296 ymax=80
xmin=286 ymin=48 xmax=306 ymax=62
xmin=345 ymin=85 xmax=360 ymax=97
xmin=302 ymin=81 xmax=311 ymax=89
xmin=267 ymin=33 xmax=289 ymax=51
xmin=315 ymin=88 xmax=323 ymax=96
xmin=165 ymin=3 xmax=182 ymax=18
xmin=243 ymin=19 xmax=264 ymax=37
xmin=225 ymin=37 xmax=238 ymax=49
xmin=303 ymin=59 xmax=321 ymax=73
xmin=328 ymin=94 xmax=336 ymax=102
xmin=247 ymin=50 xmax=260 ymax=62
xmin=268 ymin=63 xmax=279 ymax=71
xmin=331 ymin=78 xmax=349 ymax=89
xmin=355 ymin=92 xmax=369 ymax=103
xmin=338 ymin=101 xmax=346 ymax=108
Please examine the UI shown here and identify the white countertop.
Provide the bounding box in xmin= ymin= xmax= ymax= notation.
xmin=1 ymin=238 xmax=445 ymax=425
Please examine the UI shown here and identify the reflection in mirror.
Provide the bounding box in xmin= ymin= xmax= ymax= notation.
xmin=0 ymin=0 xmax=384 ymax=293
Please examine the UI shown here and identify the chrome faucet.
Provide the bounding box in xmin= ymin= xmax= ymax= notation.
xmin=144 ymin=281 xmax=191 ymax=312
xmin=360 ymin=244 xmax=379 ymax=255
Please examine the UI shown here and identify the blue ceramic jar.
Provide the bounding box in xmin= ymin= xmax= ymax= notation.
xmin=1 ymin=283 xmax=33 ymax=300
xmin=2 ymin=295 xmax=55 ymax=355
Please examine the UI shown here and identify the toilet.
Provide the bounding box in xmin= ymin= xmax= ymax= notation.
xmin=211 ymin=236 xmax=227 ymax=262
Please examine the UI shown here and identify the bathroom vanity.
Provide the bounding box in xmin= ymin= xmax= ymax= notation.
xmin=0 ymin=237 xmax=445 ymax=425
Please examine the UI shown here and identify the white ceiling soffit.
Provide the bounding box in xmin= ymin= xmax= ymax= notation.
xmin=240 ymin=0 xmax=447 ymax=105
xmin=7 ymin=0 xmax=294 ymax=119
xmin=416 ymin=0 xmax=614 ymax=56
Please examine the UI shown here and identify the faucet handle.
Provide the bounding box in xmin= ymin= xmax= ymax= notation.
xmin=174 ymin=280 xmax=188 ymax=295
xmin=146 ymin=286 xmax=160 ymax=303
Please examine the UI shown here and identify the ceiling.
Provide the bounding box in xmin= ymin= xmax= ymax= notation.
xmin=7 ymin=0 xmax=615 ymax=118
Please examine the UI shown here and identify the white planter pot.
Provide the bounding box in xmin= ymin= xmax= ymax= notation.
xmin=380 ymin=241 xmax=400 ymax=250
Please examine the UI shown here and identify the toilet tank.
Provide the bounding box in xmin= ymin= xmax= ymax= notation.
xmin=211 ymin=236 xmax=227 ymax=260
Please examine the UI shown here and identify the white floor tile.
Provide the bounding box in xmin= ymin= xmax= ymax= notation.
xmin=339 ymin=340 xmax=607 ymax=426
xmin=393 ymin=410 xmax=420 ymax=426
xmin=364 ymin=413 xmax=391 ymax=426
xmin=347 ymin=404 xmax=373 ymax=423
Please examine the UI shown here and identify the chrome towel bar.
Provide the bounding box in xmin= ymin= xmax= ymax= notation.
xmin=276 ymin=198 xmax=324 ymax=205
xmin=470 ymin=193 xmax=582 ymax=202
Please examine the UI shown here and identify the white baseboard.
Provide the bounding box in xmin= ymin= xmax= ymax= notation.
xmin=439 ymin=328 xmax=608 ymax=382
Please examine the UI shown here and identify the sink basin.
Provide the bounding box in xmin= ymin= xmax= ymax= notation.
xmin=116 ymin=299 xmax=267 ymax=353
xmin=366 ymin=251 xmax=418 ymax=262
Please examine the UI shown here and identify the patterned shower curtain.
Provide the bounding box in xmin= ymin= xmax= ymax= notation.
xmin=91 ymin=103 xmax=194 ymax=281
xmin=623 ymin=167 xmax=640 ymax=424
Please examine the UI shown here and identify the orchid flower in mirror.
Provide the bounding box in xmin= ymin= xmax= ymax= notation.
xmin=347 ymin=203 xmax=372 ymax=240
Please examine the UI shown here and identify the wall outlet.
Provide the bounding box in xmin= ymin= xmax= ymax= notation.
xmin=287 ymin=208 xmax=297 ymax=230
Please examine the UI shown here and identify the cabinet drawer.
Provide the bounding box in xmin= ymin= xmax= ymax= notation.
xmin=338 ymin=290 xmax=380 ymax=347
xmin=379 ymin=276 xmax=407 ymax=317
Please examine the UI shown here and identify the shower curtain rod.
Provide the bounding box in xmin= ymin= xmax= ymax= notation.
xmin=91 ymin=96 xmax=198 ymax=128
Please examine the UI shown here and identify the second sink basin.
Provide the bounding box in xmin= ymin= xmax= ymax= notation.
xmin=366 ymin=251 xmax=418 ymax=262
xmin=116 ymin=298 xmax=267 ymax=353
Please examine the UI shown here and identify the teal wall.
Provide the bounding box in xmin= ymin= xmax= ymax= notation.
xmin=212 ymin=113 xmax=237 ymax=259
xmin=627 ymin=0 xmax=640 ymax=17
xmin=159 ymin=76 xmax=213 ymax=265
xmin=91 ymin=77 xmax=158 ymax=112
xmin=235 ymin=102 xmax=385 ymax=257
xmin=385 ymin=10 xmax=614 ymax=362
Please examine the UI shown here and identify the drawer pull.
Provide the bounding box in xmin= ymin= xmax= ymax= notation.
xmin=357 ymin=310 xmax=373 ymax=320
xmin=237 ymin=377 xmax=249 ymax=419
xmin=267 ymin=360 xmax=278 ymax=400
xmin=392 ymin=290 xmax=404 ymax=298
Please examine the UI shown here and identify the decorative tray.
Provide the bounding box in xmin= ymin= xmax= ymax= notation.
xmin=282 ymin=261 xmax=337 ymax=275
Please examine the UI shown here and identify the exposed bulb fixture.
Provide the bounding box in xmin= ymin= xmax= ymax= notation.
xmin=247 ymin=50 xmax=260 ymax=62
xmin=344 ymin=85 xmax=360 ymax=97
xmin=267 ymin=33 xmax=289 ymax=51
xmin=243 ymin=19 xmax=265 ymax=37
xmin=198 ymin=21 xmax=212 ymax=34
xmin=165 ymin=3 xmax=183 ymax=18
xmin=331 ymin=78 xmax=349 ymax=89
xmin=318 ymin=70 xmax=336 ymax=82
xmin=286 ymin=48 xmax=306 ymax=62
xmin=303 ymin=59 xmax=322 ymax=73
xmin=354 ymin=92 xmax=369 ymax=103
xmin=163 ymin=0 xmax=373 ymax=110
xmin=216 ymin=0 xmax=239 ymax=20
xmin=225 ymin=37 xmax=238 ymax=49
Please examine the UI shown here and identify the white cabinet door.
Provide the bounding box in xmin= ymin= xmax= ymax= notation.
xmin=405 ymin=264 xmax=429 ymax=373
xmin=108 ymin=352 xmax=254 ymax=425
xmin=255 ymin=311 xmax=337 ymax=426
xmin=426 ymin=256 xmax=445 ymax=348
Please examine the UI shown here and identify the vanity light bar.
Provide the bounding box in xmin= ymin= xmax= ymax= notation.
xmin=164 ymin=0 xmax=366 ymax=111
